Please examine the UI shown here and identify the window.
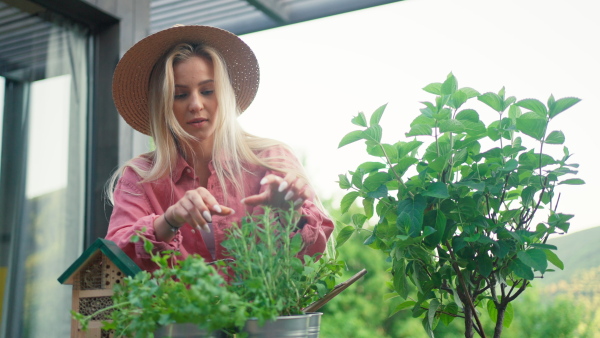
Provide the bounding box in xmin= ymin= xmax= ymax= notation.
xmin=0 ymin=2 xmax=89 ymax=336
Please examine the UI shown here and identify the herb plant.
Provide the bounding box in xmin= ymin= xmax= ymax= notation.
xmin=336 ymin=73 xmax=583 ymax=337
xmin=73 ymin=236 xmax=247 ymax=337
xmin=221 ymin=206 xmax=344 ymax=324
xmin=73 ymin=208 xmax=343 ymax=336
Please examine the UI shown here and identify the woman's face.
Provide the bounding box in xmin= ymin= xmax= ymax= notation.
xmin=172 ymin=56 xmax=218 ymax=147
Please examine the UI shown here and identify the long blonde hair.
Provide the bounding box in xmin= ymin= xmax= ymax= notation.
xmin=107 ymin=43 xmax=305 ymax=204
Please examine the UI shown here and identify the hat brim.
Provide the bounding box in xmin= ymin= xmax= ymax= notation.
xmin=112 ymin=25 xmax=259 ymax=136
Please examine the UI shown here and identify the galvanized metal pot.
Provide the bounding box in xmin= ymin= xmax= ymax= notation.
xmin=242 ymin=314 xmax=311 ymax=337
xmin=154 ymin=323 xmax=228 ymax=338
xmin=306 ymin=312 xmax=322 ymax=338
xmin=155 ymin=313 xmax=322 ymax=338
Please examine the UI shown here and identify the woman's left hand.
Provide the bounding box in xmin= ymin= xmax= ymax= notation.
xmin=242 ymin=173 xmax=312 ymax=210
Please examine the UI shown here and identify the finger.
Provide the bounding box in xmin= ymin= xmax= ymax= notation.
xmin=260 ymin=174 xmax=284 ymax=192
xmin=242 ymin=191 xmax=269 ymax=207
xmin=196 ymin=187 xmax=220 ymax=212
xmin=185 ymin=190 xmax=211 ymax=224
xmin=282 ymin=174 xmax=308 ymax=202
xmin=280 ymin=173 xmax=298 ymax=193
xmin=179 ymin=197 xmax=206 ymax=231
xmin=216 ymin=205 xmax=236 ymax=216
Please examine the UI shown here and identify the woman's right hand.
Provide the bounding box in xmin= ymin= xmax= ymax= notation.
xmin=163 ymin=187 xmax=234 ymax=233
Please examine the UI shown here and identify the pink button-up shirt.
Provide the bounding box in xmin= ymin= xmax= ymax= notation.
xmin=106 ymin=145 xmax=334 ymax=272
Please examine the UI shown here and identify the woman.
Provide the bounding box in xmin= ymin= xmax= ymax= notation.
xmin=106 ymin=25 xmax=334 ymax=271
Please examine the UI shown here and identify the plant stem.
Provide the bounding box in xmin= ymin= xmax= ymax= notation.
xmin=447 ymin=241 xmax=487 ymax=338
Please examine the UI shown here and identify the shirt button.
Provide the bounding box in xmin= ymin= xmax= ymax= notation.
xmin=186 ymin=168 xmax=192 ymax=173
xmin=191 ymin=229 xmax=196 ymax=233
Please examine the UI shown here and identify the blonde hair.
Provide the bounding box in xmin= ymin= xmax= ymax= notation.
xmin=107 ymin=43 xmax=306 ymax=204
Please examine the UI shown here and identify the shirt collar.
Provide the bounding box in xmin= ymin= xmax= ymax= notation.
xmin=171 ymin=153 xmax=216 ymax=183
xmin=172 ymin=154 xmax=194 ymax=183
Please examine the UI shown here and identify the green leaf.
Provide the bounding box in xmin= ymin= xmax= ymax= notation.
xmin=364 ymin=125 xmax=383 ymax=143
xmin=441 ymin=73 xmax=458 ymax=95
xmin=508 ymin=104 xmax=522 ymax=121
xmin=455 ymin=180 xmax=485 ymax=192
xmin=367 ymin=184 xmax=388 ymax=199
xmin=423 ymin=83 xmax=442 ymax=95
xmin=516 ymin=112 xmax=547 ymax=141
xmin=503 ymin=302 xmax=514 ymax=328
xmin=420 ymin=102 xmax=437 ymax=118
xmin=439 ymin=119 xmax=465 ymax=133
xmin=478 ymin=92 xmax=503 ymax=112
xmin=357 ymin=162 xmax=386 ymax=173
xmin=516 ymin=98 xmax=547 ymax=117
xmin=370 ymin=104 xmax=387 ymax=126
xmin=423 ymin=210 xmax=446 ymax=247
xmin=339 ymin=130 xmax=364 ymax=148
xmin=336 ymin=226 xmax=355 ymax=248
xmin=462 ymin=120 xmax=487 ymax=136
xmin=521 ymin=186 xmax=536 ymax=207
xmin=406 ymin=124 xmax=433 ymax=137
xmin=558 ymin=178 xmax=585 ymax=185
xmin=543 ymin=249 xmax=564 ymax=270
xmin=517 ymin=249 xmax=548 ymax=273
xmin=352 ymin=214 xmax=368 ymax=228
xmin=433 ymin=108 xmax=452 ymax=121
xmin=143 ymin=238 xmax=153 ymax=254
xmin=363 ymin=197 xmax=374 ymax=219
xmin=411 ymin=114 xmax=436 ymax=127
xmin=529 ymin=243 xmax=557 ymax=250
xmin=428 ymin=299 xmax=440 ymax=329
xmin=455 ymin=109 xmax=479 ymax=122
xmin=545 ymin=130 xmax=565 ymax=144
xmin=422 ymin=182 xmax=449 ymax=199
xmin=510 ymin=259 xmax=534 ymax=280
xmin=397 ymin=195 xmax=426 ymax=236
xmin=440 ymin=302 xmax=458 ymax=325
xmin=340 ymin=191 xmax=360 ymax=214
xmin=421 ymin=316 xmax=434 ymax=338
xmin=487 ymin=300 xmax=498 ymax=323
xmin=549 ymin=97 xmax=580 ymax=119
xmin=338 ymin=174 xmax=351 ymax=189
xmin=393 ymin=157 xmax=419 ymax=176
xmin=391 ymin=301 xmax=416 ymax=317
xmin=363 ymin=172 xmax=392 ymax=191
xmin=449 ymin=91 xmax=467 ymax=109
xmin=500 ymin=159 xmax=518 ymax=172
xmin=363 ymin=233 xmax=376 ymax=246
xmin=367 ymin=142 xmax=397 ymax=160
xmin=477 ymin=254 xmax=493 ymax=277
xmin=459 ymin=87 xmax=480 ymax=99
xmin=428 ymin=154 xmax=450 ymax=173
xmin=396 ymin=140 xmax=423 ymax=157
xmin=351 ymin=112 xmax=367 ymax=127
xmin=393 ymin=259 xmax=409 ymax=298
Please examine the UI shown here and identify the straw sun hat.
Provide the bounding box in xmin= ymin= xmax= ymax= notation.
xmin=112 ymin=25 xmax=260 ymax=136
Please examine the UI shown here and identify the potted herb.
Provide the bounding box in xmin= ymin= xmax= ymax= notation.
xmin=220 ymin=206 xmax=344 ymax=337
xmin=336 ymin=73 xmax=583 ymax=337
xmin=73 ymin=207 xmax=343 ymax=337
xmin=72 ymin=236 xmax=248 ymax=337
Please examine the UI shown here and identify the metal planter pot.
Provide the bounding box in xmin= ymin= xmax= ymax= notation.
xmin=306 ymin=312 xmax=322 ymax=338
xmin=154 ymin=323 xmax=228 ymax=338
xmin=155 ymin=313 xmax=322 ymax=338
xmin=242 ymin=314 xmax=311 ymax=338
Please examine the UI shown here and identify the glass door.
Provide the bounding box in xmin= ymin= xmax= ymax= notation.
xmin=0 ymin=2 xmax=90 ymax=337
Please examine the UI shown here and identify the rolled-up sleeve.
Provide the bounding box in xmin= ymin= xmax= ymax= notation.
xmin=106 ymin=168 xmax=181 ymax=270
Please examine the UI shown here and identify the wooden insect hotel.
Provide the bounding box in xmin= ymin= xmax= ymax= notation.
xmin=58 ymin=238 xmax=141 ymax=338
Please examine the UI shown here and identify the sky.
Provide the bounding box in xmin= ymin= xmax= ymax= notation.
xmin=237 ymin=0 xmax=600 ymax=234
